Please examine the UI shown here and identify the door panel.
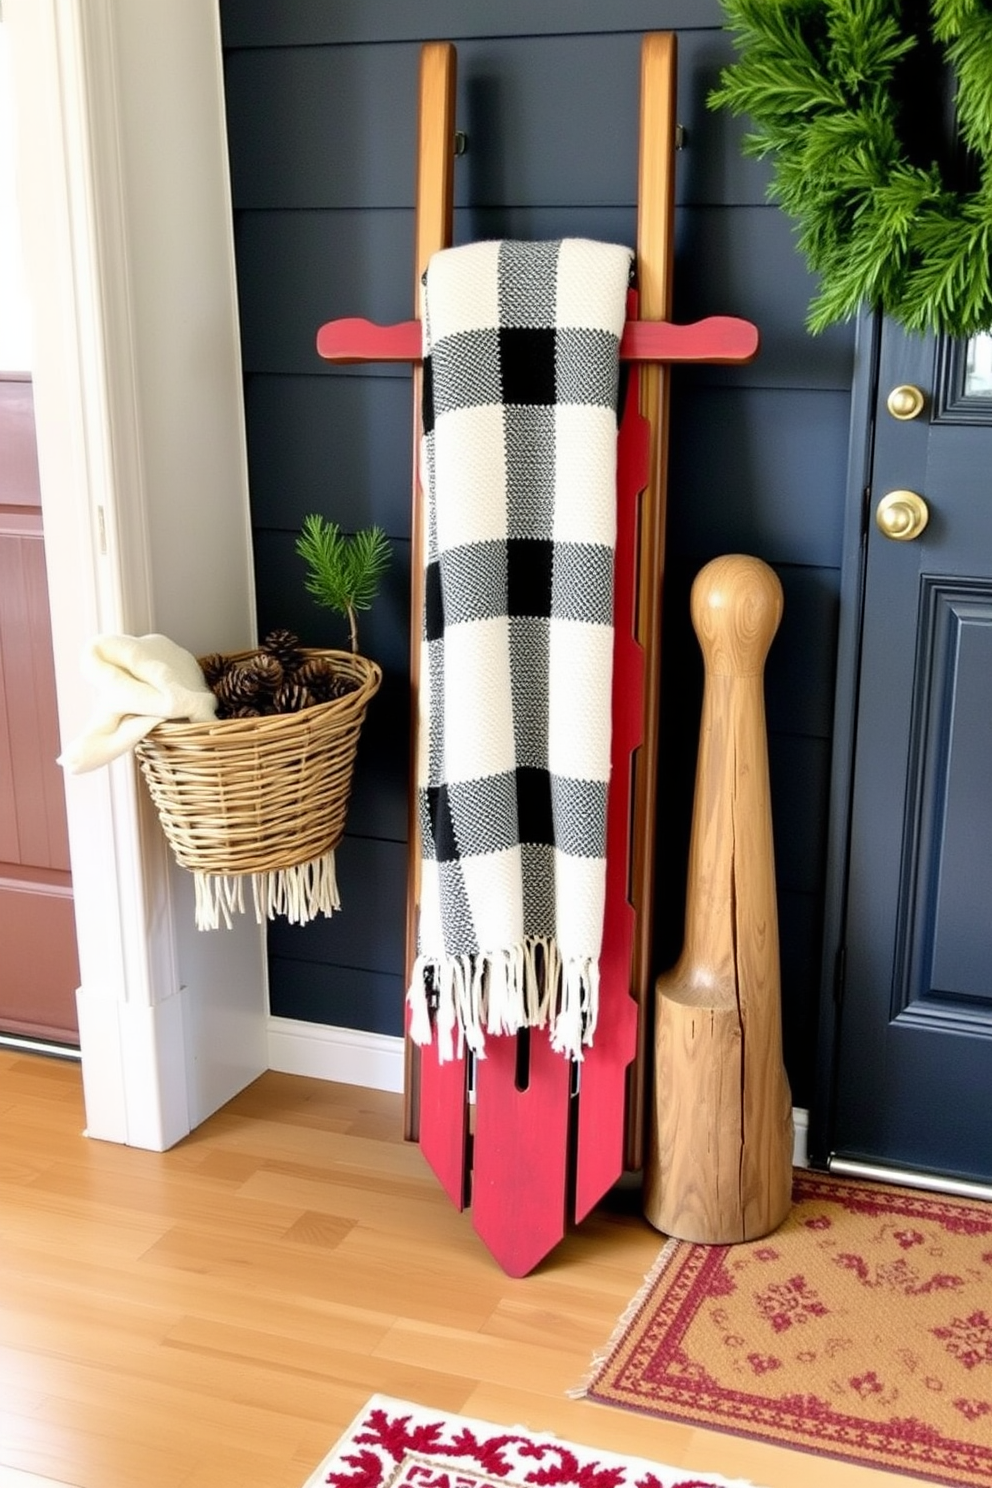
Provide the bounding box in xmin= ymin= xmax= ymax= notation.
xmin=829 ymin=326 xmax=992 ymax=1183
xmin=908 ymin=584 xmax=992 ymax=1003
xmin=0 ymin=375 xmax=79 ymax=1044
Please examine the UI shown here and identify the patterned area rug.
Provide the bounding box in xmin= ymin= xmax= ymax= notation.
xmin=578 ymin=1170 xmax=992 ymax=1487
xmin=302 ymin=1394 xmax=760 ymax=1488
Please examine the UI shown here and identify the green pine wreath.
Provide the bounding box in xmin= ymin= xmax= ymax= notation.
xmin=709 ymin=0 xmax=992 ymax=336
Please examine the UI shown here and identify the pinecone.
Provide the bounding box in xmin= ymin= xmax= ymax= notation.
xmin=251 ymin=650 xmax=284 ymax=696
xmin=212 ymin=658 xmax=267 ymax=716
xmin=292 ymin=655 xmax=333 ymax=703
xmin=225 ymin=704 xmax=262 ymax=719
xmin=261 ymin=628 xmax=304 ymax=676
xmin=326 ymin=673 xmax=359 ymax=702
xmin=199 ymin=652 xmax=228 ymax=688
xmin=272 ymin=679 xmax=316 ymax=713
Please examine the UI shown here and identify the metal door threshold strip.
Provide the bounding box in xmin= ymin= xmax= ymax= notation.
xmin=0 ymin=1033 xmax=81 ymax=1061
xmin=830 ymin=1155 xmax=992 ymax=1205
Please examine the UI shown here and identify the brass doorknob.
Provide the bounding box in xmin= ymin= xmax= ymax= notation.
xmin=886 ymin=384 xmax=926 ymax=420
xmin=876 ymin=489 xmax=930 ymax=541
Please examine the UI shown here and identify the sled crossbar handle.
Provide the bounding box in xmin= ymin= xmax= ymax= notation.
xmin=316 ymin=314 xmax=760 ymax=366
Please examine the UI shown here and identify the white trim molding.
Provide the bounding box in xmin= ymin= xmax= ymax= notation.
xmin=793 ymin=1107 xmax=809 ymax=1168
xmin=5 ymin=0 xmax=268 ymax=1149
xmin=268 ymin=1017 xmax=406 ymax=1094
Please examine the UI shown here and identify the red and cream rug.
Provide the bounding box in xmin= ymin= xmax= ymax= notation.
xmin=578 ymin=1169 xmax=992 ymax=1487
xmin=302 ymin=1394 xmax=758 ymax=1488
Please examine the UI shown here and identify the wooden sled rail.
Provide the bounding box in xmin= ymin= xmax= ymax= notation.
xmin=316 ymin=314 xmax=760 ymax=366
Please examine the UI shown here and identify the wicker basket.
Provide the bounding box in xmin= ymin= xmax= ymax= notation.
xmin=134 ymin=647 xmax=382 ymax=929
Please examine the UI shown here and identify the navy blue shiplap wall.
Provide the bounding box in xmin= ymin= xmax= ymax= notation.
xmin=220 ymin=0 xmax=855 ymax=1107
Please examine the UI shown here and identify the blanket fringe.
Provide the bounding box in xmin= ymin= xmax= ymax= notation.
xmin=408 ymin=938 xmax=599 ymax=1062
xmin=193 ymin=851 xmax=341 ymax=931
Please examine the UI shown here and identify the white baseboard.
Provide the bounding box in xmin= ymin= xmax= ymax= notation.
xmin=793 ymin=1106 xmax=809 ymax=1168
xmin=266 ymin=1018 xmax=810 ymax=1169
xmin=267 ymin=1016 xmax=405 ymax=1093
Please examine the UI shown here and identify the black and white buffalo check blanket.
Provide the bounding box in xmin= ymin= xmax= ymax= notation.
xmin=407 ymin=238 xmax=633 ymax=1062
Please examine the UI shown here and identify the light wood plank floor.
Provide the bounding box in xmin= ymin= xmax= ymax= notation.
xmin=0 ymin=1051 xmax=914 ymax=1488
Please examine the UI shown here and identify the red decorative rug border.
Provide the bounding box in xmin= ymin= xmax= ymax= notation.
xmin=578 ymin=1171 xmax=992 ymax=1488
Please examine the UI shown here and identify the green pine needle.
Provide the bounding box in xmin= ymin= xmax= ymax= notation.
xmin=296 ymin=513 xmax=391 ymax=654
xmin=709 ymin=0 xmax=992 ymax=337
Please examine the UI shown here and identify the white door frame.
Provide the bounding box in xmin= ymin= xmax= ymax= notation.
xmin=4 ymin=0 xmax=268 ymax=1148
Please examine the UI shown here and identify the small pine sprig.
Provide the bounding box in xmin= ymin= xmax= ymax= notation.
xmin=296 ymin=513 xmax=391 ymax=654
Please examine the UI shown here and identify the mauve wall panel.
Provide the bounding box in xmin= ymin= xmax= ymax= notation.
xmin=0 ymin=528 xmax=70 ymax=872
xmin=0 ymin=380 xmax=43 ymax=508
xmin=0 ymin=378 xmax=79 ymax=1042
xmin=0 ymin=881 xmax=79 ymax=1045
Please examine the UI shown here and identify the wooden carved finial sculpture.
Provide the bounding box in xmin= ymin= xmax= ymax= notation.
xmin=644 ymin=554 xmax=793 ymax=1244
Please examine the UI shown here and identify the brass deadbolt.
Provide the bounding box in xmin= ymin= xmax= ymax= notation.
xmin=886 ymin=384 xmax=926 ymax=421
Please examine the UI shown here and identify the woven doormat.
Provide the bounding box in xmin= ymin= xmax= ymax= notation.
xmin=577 ymin=1170 xmax=992 ymax=1487
xmin=302 ymin=1393 xmax=760 ymax=1488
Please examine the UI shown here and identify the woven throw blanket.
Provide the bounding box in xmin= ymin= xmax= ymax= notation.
xmin=408 ymin=237 xmax=633 ymax=1063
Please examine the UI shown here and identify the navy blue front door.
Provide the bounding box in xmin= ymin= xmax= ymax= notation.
xmin=829 ymin=324 xmax=992 ymax=1184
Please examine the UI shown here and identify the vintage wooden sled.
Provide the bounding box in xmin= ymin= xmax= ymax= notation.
xmin=317 ymin=34 xmax=759 ymax=1276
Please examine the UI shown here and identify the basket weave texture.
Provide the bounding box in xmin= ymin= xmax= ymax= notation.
xmin=134 ymin=648 xmax=382 ymax=878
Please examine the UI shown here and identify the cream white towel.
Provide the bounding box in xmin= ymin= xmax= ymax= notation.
xmin=58 ymin=632 xmax=217 ymax=774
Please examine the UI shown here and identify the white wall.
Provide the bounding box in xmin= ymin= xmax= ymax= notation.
xmin=0 ymin=21 xmax=32 ymax=370
xmin=4 ymin=0 xmax=269 ymax=1148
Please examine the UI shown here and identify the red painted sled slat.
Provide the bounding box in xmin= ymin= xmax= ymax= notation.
xmin=472 ymin=1029 xmax=572 ymax=1277
xmin=315 ymin=35 xmax=760 ymax=1276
